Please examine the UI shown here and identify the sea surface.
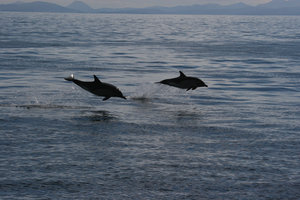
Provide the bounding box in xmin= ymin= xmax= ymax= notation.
xmin=0 ymin=12 xmax=299 ymax=199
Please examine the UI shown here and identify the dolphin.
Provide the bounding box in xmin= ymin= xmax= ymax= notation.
xmin=157 ymin=71 xmax=207 ymax=91
xmin=64 ymin=74 xmax=126 ymax=101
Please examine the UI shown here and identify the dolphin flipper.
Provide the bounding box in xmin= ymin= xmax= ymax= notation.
xmin=103 ymin=96 xmax=111 ymax=101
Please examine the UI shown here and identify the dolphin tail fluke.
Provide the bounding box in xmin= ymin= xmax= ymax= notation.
xmin=64 ymin=74 xmax=74 ymax=81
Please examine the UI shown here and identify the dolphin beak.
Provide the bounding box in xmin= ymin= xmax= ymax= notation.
xmin=122 ymin=96 xmax=127 ymax=100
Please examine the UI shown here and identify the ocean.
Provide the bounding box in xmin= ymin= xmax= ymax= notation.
xmin=0 ymin=12 xmax=299 ymax=199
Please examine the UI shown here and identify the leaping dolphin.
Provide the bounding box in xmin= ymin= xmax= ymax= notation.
xmin=64 ymin=74 xmax=126 ymax=101
xmin=158 ymin=71 xmax=207 ymax=91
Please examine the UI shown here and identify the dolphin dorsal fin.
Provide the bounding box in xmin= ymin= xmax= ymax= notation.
xmin=93 ymin=75 xmax=102 ymax=83
xmin=179 ymin=71 xmax=186 ymax=78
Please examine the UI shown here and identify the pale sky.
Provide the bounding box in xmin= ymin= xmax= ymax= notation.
xmin=1 ymin=0 xmax=272 ymax=8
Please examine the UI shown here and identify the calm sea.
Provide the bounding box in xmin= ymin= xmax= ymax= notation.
xmin=0 ymin=12 xmax=299 ymax=199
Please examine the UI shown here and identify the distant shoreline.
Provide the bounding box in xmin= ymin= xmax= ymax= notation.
xmin=1 ymin=1 xmax=300 ymax=16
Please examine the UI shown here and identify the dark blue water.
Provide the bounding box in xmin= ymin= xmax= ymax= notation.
xmin=0 ymin=13 xmax=300 ymax=199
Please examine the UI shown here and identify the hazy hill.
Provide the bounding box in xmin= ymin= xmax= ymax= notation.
xmin=0 ymin=0 xmax=299 ymax=15
xmin=0 ymin=1 xmax=76 ymax=13
xmin=67 ymin=1 xmax=94 ymax=13
xmin=259 ymin=0 xmax=300 ymax=8
xmin=96 ymin=1 xmax=300 ymax=15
